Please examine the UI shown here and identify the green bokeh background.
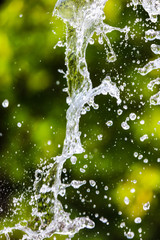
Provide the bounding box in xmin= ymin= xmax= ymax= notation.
xmin=0 ymin=0 xmax=160 ymax=239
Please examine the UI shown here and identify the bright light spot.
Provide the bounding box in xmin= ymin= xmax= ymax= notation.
xmin=47 ymin=140 xmax=52 ymax=145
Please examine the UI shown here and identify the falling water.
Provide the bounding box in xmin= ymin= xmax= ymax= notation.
xmin=1 ymin=0 xmax=160 ymax=239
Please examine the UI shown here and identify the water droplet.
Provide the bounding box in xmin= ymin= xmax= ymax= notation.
xmin=145 ymin=29 xmax=157 ymax=41
xmin=129 ymin=113 xmax=136 ymax=121
xmin=150 ymin=91 xmax=160 ymax=105
xmin=80 ymin=168 xmax=85 ymax=173
xmin=138 ymin=154 xmax=143 ymax=160
xmin=2 ymin=99 xmax=9 ymax=108
xmin=138 ymin=227 xmax=142 ymax=233
xmin=151 ymin=44 xmax=160 ymax=55
xmin=104 ymin=186 xmax=108 ymax=191
xmin=140 ymin=120 xmax=145 ymax=125
xmin=132 ymin=179 xmax=137 ymax=184
xmin=134 ymin=152 xmax=138 ymax=158
xmin=130 ymin=188 xmax=135 ymax=193
xmin=106 ymin=120 xmax=113 ymax=127
xmin=120 ymin=222 xmax=125 ymax=228
xmin=89 ymin=38 xmax=94 ymax=45
xmin=121 ymin=121 xmax=130 ymax=130
xmin=97 ymin=134 xmax=103 ymax=141
xmin=89 ymin=180 xmax=96 ymax=187
xmin=125 ymin=230 xmax=134 ymax=239
xmin=143 ymin=158 xmax=148 ymax=163
xmin=99 ymin=216 xmax=108 ymax=223
xmin=143 ymin=201 xmax=150 ymax=211
xmin=70 ymin=156 xmax=77 ymax=165
xmin=98 ymin=35 xmax=104 ymax=45
xmin=17 ymin=122 xmax=22 ymax=128
xmin=71 ymin=180 xmax=86 ymax=189
xmin=124 ymin=197 xmax=130 ymax=205
xmin=47 ymin=140 xmax=52 ymax=145
xmin=140 ymin=134 xmax=148 ymax=142
xmin=134 ymin=217 xmax=142 ymax=224
xmin=117 ymin=109 xmax=123 ymax=115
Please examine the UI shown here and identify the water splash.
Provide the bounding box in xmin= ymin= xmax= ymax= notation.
xmin=135 ymin=1 xmax=160 ymax=105
xmin=0 ymin=0 xmax=127 ymax=239
xmin=132 ymin=0 xmax=160 ymax=22
xmin=138 ymin=29 xmax=160 ymax=76
xmin=54 ymin=0 xmax=129 ymax=98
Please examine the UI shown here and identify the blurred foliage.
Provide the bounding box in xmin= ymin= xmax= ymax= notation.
xmin=0 ymin=0 xmax=160 ymax=239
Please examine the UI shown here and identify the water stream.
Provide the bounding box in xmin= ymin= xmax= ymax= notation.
xmin=1 ymin=0 xmax=160 ymax=239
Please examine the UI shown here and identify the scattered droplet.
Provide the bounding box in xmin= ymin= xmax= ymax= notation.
xmin=97 ymin=134 xmax=103 ymax=141
xmin=106 ymin=120 xmax=113 ymax=127
xmin=143 ymin=201 xmax=150 ymax=211
xmin=47 ymin=140 xmax=52 ymax=145
xmin=117 ymin=109 xmax=123 ymax=115
xmin=143 ymin=158 xmax=148 ymax=163
xmin=134 ymin=217 xmax=142 ymax=224
xmin=140 ymin=120 xmax=145 ymax=125
xmin=17 ymin=122 xmax=22 ymax=128
xmin=130 ymin=188 xmax=135 ymax=193
xmin=104 ymin=186 xmax=108 ymax=191
xmin=138 ymin=228 xmax=142 ymax=233
xmin=71 ymin=180 xmax=86 ymax=189
xmin=120 ymin=222 xmax=125 ymax=228
xmin=99 ymin=216 xmax=108 ymax=223
xmin=140 ymin=134 xmax=148 ymax=142
xmin=89 ymin=38 xmax=94 ymax=45
xmin=80 ymin=168 xmax=85 ymax=173
xmin=121 ymin=121 xmax=130 ymax=130
xmin=138 ymin=154 xmax=143 ymax=160
xmin=124 ymin=197 xmax=130 ymax=205
xmin=70 ymin=156 xmax=77 ymax=165
xmin=145 ymin=29 xmax=158 ymax=41
xmin=125 ymin=230 xmax=134 ymax=239
xmin=134 ymin=152 xmax=138 ymax=158
xmin=129 ymin=113 xmax=136 ymax=121
xmin=157 ymin=158 xmax=160 ymax=163
xmin=89 ymin=180 xmax=96 ymax=187
xmin=2 ymin=99 xmax=9 ymax=108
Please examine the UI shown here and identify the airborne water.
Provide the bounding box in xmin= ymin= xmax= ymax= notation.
xmin=0 ymin=0 xmax=160 ymax=239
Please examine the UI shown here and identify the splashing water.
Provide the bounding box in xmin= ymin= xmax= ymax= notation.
xmin=134 ymin=0 xmax=160 ymax=105
xmin=0 ymin=0 xmax=130 ymax=239
xmin=132 ymin=0 xmax=160 ymax=22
